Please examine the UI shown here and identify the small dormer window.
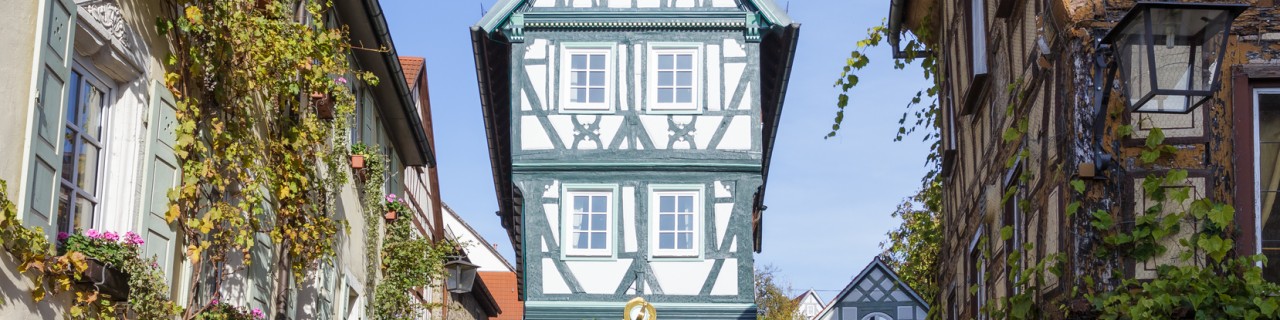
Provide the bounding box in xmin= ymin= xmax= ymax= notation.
xmin=647 ymin=44 xmax=701 ymax=113
xmin=560 ymin=45 xmax=614 ymax=112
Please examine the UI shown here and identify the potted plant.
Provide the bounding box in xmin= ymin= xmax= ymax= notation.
xmin=59 ymin=230 xmax=146 ymax=301
xmin=196 ymin=299 xmax=266 ymax=320
xmin=384 ymin=194 xmax=409 ymax=221
xmin=309 ymin=91 xmax=335 ymax=121
xmin=350 ymin=142 xmax=368 ymax=170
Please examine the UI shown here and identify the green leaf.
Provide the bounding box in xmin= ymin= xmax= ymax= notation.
xmin=1067 ymin=201 xmax=1081 ymax=217
xmin=1091 ymin=210 xmax=1115 ymax=230
xmin=1146 ymin=127 xmax=1166 ymax=149
xmin=1071 ymin=179 xmax=1086 ymax=194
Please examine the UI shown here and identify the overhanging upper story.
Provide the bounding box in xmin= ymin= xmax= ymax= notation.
xmin=471 ymin=0 xmax=798 ymax=276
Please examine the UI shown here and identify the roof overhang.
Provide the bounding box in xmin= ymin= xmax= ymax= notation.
xmin=887 ymin=0 xmax=936 ymax=59
xmin=335 ymin=0 xmax=433 ymax=166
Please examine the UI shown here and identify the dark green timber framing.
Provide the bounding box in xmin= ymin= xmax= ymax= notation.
xmin=472 ymin=0 xmax=798 ymax=318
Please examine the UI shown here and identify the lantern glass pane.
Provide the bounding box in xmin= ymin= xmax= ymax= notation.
xmin=1114 ymin=9 xmax=1151 ymax=110
xmin=1135 ymin=7 xmax=1230 ymax=112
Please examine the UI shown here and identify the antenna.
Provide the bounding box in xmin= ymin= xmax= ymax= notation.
xmin=786 ymin=1 xmax=790 ymax=13
xmin=479 ymin=2 xmax=485 ymax=17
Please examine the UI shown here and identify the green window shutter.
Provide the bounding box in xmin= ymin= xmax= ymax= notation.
xmin=25 ymin=0 xmax=77 ymax=239
xmin=140 ymin=81 xmax=180 ymax=288
xmin=250 ymin=231 xmax=273 ymax=314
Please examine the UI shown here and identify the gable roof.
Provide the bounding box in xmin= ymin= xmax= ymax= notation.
xmin=793 ymin=289 xmax=823 ymax=306
xmin=814 ymin=257 xmax=929 ymax=319
xmin=442 ymin=202 xmax=517 ymax=272
xmin=398 ymin=56 xmax=424 ymax=88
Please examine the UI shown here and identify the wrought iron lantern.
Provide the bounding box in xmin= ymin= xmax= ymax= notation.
xmin=444 ymin=258 xmax=479 ymax=294
xmin=1102 ymin=2 xmax=1247 ymax=113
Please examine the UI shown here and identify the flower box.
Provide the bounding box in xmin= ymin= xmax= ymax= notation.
xmin=384 ymin=211 xmax=398 ymax=221
xmin=310 ymin=92 xmax=335 ymax=121
xmin=78 ymin=258 xmax=130 ymax=301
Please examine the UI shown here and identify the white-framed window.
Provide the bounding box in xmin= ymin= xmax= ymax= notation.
xmin=58 ymin=63 xmax=113 ymax=235
xmin=560 ymin=45 xmax=614 ymax=112
xmin=1254 ymin=88 xmax=1280 ymax=281
xmin=647 ymin=45 xmax=702 ymax=112
xmin=649 ymin=186 xmax=702 ymax=257
xmin=563 ymin=187 xmax=615 ymax=257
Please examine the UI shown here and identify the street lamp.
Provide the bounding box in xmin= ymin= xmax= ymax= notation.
xmin=444 ymin=258 xmax=479 ymax=294
xmin=1082 ymin=2 xmax=1247 ymax=177
xmin=1102 ymin=2 xmax=1247 ymax=114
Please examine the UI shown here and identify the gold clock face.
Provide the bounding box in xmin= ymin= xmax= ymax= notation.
xmin=624 ymin=297 xmax=657 ymax=320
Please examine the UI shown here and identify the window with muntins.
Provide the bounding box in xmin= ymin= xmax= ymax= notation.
xmin=562 ymin=48 xmax=612 ymax=111
xmin=652 ymin=190 xmax=699 ymax=257
xmin=567 ymin=191 xmax=612 ymax=256
xmin=648 ymin=47 xmax=700 ymax=112
xmin=58 ymin=68 xmax=110 ymax=235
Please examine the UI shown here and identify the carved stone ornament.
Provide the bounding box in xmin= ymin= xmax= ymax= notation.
xmin=74 ymin=0 xmax=146 ymax=83
xmin=80 ymin=0 xmax=129 ymax=51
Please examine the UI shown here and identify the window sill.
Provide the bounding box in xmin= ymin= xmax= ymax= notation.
xmin=561 ymin=254 xmax=617 ymax=261
xmin=558 ymin=106 xmax=615 ymax=114
xmin=961 ymin=73 xmax=991 ymax=115
xmin=645 ymin=107 xmax=703 ymax=115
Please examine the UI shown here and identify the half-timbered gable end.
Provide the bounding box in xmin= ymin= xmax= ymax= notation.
xmin=472 ymin=0 xmax=798 ymax=318
xmin=814 ymin=257 xmax=930 ymax=320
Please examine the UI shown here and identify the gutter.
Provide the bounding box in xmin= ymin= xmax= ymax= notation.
xmin=887 ymin=0 xmax=931 ymax=59
xmin=360 ymin=0 xmax=434 ymax=165
xmin=756 ymin=23 xmax=801 ymax=253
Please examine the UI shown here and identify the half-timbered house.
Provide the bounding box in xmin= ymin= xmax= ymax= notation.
xmin=470 ymin=0 xmax=799 ymax=318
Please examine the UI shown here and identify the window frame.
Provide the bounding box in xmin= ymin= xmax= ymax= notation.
xmin=58 ymin=61 xmax=115 ymax=235
xmin=1254 ymin=87 xmax=1280 ymax=264
xmin=561 ymin=184 xmax=618 ymax=259
xmin=647 ymin=185 xmax=705 ymax=259
xmin=646 ymin=43 xmax=703 ymax=114
xmin=559 ymin=44 xmax=616 ymax=113
xmin=969 ymin=226 xmax=986 ymax=320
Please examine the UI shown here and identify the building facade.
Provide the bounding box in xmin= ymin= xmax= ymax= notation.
xmin=471 ymin=0 xmax=799 ymax=318
xmin=888 ymin=0 xmax=1280 ymax=318
xmin=0 ymin=1 xmax=497 ymax=319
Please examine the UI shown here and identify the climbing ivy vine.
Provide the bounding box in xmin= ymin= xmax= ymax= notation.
xmin=157 ymin=0 xmax=375 ymax=317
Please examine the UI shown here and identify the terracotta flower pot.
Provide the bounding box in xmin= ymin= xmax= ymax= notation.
xmin=311 ymin=92 xmax=335 ymax=120
xmin=350 ymin=154 xmax=366 ymax=170
xmin=77 ymin=258 xmax=130 ymax=302
xmin=384 ymin=211 xmax=397 ymax=221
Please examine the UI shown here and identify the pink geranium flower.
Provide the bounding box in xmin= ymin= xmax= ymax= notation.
xmin=124 ymin=231 xmax=145 ymax=246
xmin=385 ymin=194 xmax=397 ymax=202
xmin=85 ymin=229 xmax=100 ymax=239
xmin=57 ymin=232 xmax=69 ymax=241
xmin=336 ymin=77 xmax=348 ymax=85
xmin=103 ymin=231 xmax=119 ymax=242
xmin=251 ymin=308 xmax=266 ymax=319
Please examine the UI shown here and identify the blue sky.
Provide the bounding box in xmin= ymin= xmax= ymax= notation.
xmin=382 ymin=0 xmax=932 ymax=297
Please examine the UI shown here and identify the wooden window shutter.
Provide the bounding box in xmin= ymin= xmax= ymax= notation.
xmin=25 ymin=0 xmax=77 ymax=240
xmin=140 ymin=81 xmax=181 ymax=288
